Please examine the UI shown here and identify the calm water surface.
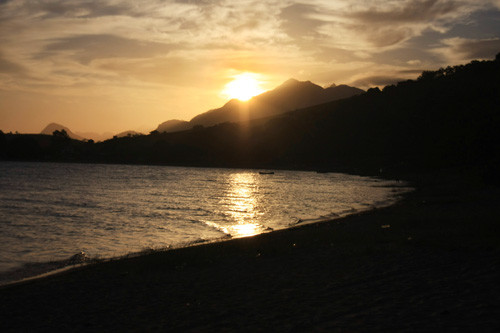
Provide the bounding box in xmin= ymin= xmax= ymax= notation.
xmin=0 ymin=161 xmax=411 ymax=279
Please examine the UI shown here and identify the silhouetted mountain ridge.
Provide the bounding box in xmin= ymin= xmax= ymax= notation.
xmin=41 ymin=123 xmax=84 ymax=141
xmin=157 ymin=79 xmax=364 ymax=132
xmin=156 ymin=120 xmax=192 ymax=133
xmin=74 ymin=131 xmax=114 ymax=142
xmin=189 ymin=79 xmax=364 ymax=127
xmin=95 ymin=55 xmax=500 ymax=175
xmin=3 ymin=55 xmax=499 ymax=180
xmin=40 ymin=123 xmax=143 ymax=141
xmin=115 ymin=130 xmax=143 ymax=138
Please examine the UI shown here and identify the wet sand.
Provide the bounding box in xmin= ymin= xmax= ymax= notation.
xmin=1 ymin=170 xmax=499 ymax=331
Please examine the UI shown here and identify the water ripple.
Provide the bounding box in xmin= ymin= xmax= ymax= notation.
xmin=0 ymin=161 xmax=412 ymax=280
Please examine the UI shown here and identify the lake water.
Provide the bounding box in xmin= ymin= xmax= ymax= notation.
xmin=0 ymin=161 xmax=411 ymax=282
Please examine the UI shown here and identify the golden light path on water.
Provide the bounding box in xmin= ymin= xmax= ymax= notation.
xmin=223 ymin=172 xmax=262 ymax=237
xmin=0 ymin=162 xmax=413 ymax=282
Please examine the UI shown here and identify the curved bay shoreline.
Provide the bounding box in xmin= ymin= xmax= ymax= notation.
xmin=1 ymin=170 xmax=499 ymax=331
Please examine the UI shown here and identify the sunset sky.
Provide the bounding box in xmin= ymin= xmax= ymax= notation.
xmin=1 ymin=0 xmax=499 ymax=137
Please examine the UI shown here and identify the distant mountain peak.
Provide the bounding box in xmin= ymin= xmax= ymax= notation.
xmin=41 ymin=123 xmax=84 ymax=141
xmin=156 ymin=119 xmax=192 ymax=133
xmin=159 ymin=119 xmax=188 ymax=125
xmin=282 ymin=78 xmax=300 ymax=85
xmin=115 ymin=130 xmax=143 ymax=138
xmin=42 ymin=122 xmax=64 ymax=130
xmin=278 ymin=78 xmax=316 ymax=88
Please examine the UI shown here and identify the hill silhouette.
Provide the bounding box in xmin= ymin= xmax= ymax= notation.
xmin=74 ymin=131 xmax=114 ymax=142
xmin=41 ymin=123 xmax=84 ymax=141
xmin=190 ymin=79 xmax=364 ymax=127
xmin=115 ymin=130 xmax=143 ymax=138
xmin=99 ymin=56 xmax=500 ymax=176
xmin=156 ymin=120 xmax=192 ymax=133
xmin=2 ymin=55 xmax=499 ymax=180
xmin=156 ymin=79 xmax=364 ymax=132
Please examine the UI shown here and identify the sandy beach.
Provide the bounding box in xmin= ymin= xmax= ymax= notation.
xmin=1 ymin=169 xmax=499 ymax=331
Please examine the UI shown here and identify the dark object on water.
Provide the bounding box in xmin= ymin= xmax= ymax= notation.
xmin=259 ymin=171 xmax=274 ymax=175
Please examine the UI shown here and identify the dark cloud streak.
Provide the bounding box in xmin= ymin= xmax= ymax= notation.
xmin=350 ymin=0 xmax=460 ymax=24
xmin=0 ymin=53 xmax=27 ymax=75
xmin=37 ymin=2 xmax=135 ymax=19
xmin=451 ymin=38 xmax=500 ymax=59
xmin=280 ymin=3 xmax=325 ymax=41
xmin=352 ymin=75 xmax=408 ymax=88
xmin=37 ymin=34 xmax=173 ymax=64
xmin=343 ymin=0 xmax=466 ymax=48
xmin=399 ymin=69 xmax=426 ymax=74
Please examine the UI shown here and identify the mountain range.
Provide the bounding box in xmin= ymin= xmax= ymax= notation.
xmin=156 ymin=79 xmax=363 ymax=133
xmin=40 ymin=124 xmax=142 ymax=141
xmin=39 ymin=79 xmax=363 ymax=139
xmin=4 ymin=55 xmax=499 ymax=177
xmin=114 ymin=130 xmax=143 ymax=138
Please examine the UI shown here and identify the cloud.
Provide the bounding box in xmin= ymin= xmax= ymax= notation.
xmin=0 ymin=53 xmax=26 ymax=74
xmin=487 ymin=0 xmax=500 ymax=10
xmin=278 ymin=1 xmax=466 ymax=58
xmin=349 ymin=0 xmax=460 ymax=24
xmin=279 ymin=3 xmax=326 ymax=41
xmin=308 ymin=0 xmax=493 ymax=53
xmin=363 ymin=27 xmax=414 ymax=48
xmin=399 ymin=69 xmax=426 ymax=75
xmin=0 ymin=0 xmax=143 ymax=20
xmin=38 ymin=34 xmax=173 ymax=64
xmin=346 ymin=63 xmax=426 ymax=89
xmin=351 ymin=75 xmax=407 ymax=89
xmin=433 ymin=37 xmax=500 ymax=63
xmin=2 ymin=0 xmax=494 ymax=71
xmin=37 ymin=2 xmax=134 ymax=19
xmin=0 ymin=0 xmax=499 ymax=133
xmin=407 ymin=59 xmax=422 ymax=65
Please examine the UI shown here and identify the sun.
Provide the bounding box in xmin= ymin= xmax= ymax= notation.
xmin=222 ymin=73 xmax=265 ymax=101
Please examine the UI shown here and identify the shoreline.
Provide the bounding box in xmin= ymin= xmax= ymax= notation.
xmin=1 ymin=171 xmax=499 ymax=330
xmin=0 ymin=205 xmax=393 ymax=288
xmin=0 ymin=175 xmax=412 ymax=287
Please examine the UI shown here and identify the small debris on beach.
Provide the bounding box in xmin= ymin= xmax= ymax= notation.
xmin=68 ymin=251 xmax=89 ymax=264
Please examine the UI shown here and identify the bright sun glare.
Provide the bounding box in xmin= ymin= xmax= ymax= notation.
xmin=222 ymin=73 xmax=264 ymax=101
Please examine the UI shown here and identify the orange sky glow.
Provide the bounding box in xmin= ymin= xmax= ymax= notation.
xmin=1 ymin=0 xmax=499 ymax=139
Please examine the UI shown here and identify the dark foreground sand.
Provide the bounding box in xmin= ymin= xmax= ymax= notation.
xmin=1 ymin=170 xmax=500 ymax=331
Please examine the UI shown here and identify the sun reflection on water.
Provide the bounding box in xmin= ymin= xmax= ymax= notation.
xmin=224 ymin=172 xmax=264 ymax=237
xmin=231 ymin=223 xmax=261 ymax=237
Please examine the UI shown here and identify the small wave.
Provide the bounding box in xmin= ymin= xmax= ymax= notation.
xmin=291 ymin=216 xmax=329 ymax=226
xmin=0 ymin=197 xmax=48 ymax=205
xmin=0 ymin=251 xmax=95 ymax=286
xmin=290 ymin=207 xmax=363 ymax=227
xmin=201 ymin=220 xmax=230 ymax=235
xmin=185 ymin=238 xmax=209 ymax=246
xmin=160 ymin=206 xmax=209 ymax=213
